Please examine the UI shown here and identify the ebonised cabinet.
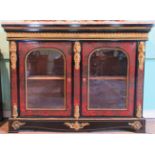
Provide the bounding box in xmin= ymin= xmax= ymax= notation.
xmin=2 ymin=21 xmax=153 ymax=133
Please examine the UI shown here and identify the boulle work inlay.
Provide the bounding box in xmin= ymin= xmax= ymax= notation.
xmin=2 ymin=21 xmax=152 ymax=133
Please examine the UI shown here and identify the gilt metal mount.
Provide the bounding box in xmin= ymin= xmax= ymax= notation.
xmin=12 ymin=121 xmax=26 ymax=130
xmin=64 ymin=121 xmax=89 ymax=131
xmin=128 ymin=121 xmax=142 ymax=130
xmin=74 ymin=41 xmax=81 ymax=70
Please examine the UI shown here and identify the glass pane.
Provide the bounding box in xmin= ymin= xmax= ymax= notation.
xmin=27 ymin=80 xmax=64 ymax=109
xmin=26 ymin=48 xmax=65 ymax=109
xmin=27 ymin=49 xmax=64 ymax=76
xmin=89 ymin=49 xmax=127 ymax=76
xmin=88 ymin=48 xmax=128 ymax=109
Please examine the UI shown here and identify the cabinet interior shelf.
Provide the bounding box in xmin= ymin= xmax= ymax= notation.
xmin=89 ymin=76 xmax=126 ymax=80
xmin=27 ymin=76 xmax=64 ymax=80
xmin=27 ymin=76 xmax=126 ymax=80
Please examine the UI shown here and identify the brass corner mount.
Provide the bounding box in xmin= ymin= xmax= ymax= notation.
xmin=128 ymin=121 xmax=142 ymax=130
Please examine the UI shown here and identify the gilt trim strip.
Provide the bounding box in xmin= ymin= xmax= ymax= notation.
xmin=7 ymin=32 xmax=148 ymax=40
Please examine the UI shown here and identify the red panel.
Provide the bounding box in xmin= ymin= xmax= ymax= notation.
xmin=81 ymin=42 xmax=136 ymax=117
xmin=18 ymin=42 xmax=72 ymax=117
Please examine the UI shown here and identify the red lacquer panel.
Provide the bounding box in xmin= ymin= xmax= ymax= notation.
xmin=81 ymin=42 xmax=136 ymax=116
xmin=18 ymin=42 xmax=72 ymax=117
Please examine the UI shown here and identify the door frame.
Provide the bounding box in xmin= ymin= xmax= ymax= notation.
xmin=18 ymin=41 xmax=72 ymax=117
xmin=81 ymin=41 xmax=137 ymax=117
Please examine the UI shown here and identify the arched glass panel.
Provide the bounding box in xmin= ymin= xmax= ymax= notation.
xmin=26 ymin=48 xmax=65 ymax=110
xmin=88 ymin=48 xmax=128 ymax=109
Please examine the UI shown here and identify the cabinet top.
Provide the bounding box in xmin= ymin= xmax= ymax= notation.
xmin=2 ymin=20 xmax=154 ymax=24
xmin=2 ymin=20 xmax=153 ymax=33
xmin=2 ymin=20 xmax=153 ymax=41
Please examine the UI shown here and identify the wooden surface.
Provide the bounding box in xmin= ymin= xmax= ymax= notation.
xmin=2 ymin=21 xmax=153 ymax=35
xmin=82 ymin=42 xmax=136 ymax=117
xmin=2 ymin=21 xmax=153 ymax=133
xmin=18 ymin=42 xmax=72 ymax=117
xmin=1 ymin=20 xmax=154 ymax=25
xmin=0 ymin=119 xmax=155 ymax=133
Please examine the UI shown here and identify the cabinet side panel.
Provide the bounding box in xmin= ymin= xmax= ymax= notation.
xmin=10 ymin=41 xmax=18 ymax=118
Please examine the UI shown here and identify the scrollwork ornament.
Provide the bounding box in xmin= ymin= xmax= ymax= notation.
xmin=128 ymin=121 xmax=142 ymax=130
xmin=138 ymin=42 xmax=145 ymax=70
xmin=136 ymin=105 xmax=142 ymax=118
xmin=74 ymin=41 xmax=81 ymax=70
xmin=12 ymin=121 xmax=26 ymax=130
xmin=10 ymin=41 xmax=17 ymax=70
xmin=12 ymin=105 xmax=18 ymax=118
xmin=74 ymin=105 xmax=80 ymax=120
xmin=64 ymin=121 xmax=89 ymax=131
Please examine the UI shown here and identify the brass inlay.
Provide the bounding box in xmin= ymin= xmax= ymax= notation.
xmin=12 ymin=105 xmax=18 ymax=118
xmin=136 ymin=105 xmax=142 ymax=118
xmin=128 ymin=121 xmax=142 ymax=130
xmin=74 ymin=41 xmax=81 ymax=70
xmin=27 ymin=76 xmax=64 ymax=80
xmin=10 ymin=41 xmax=17 ymax=70
xmin=64 ymin=121 xmax=89 ymax=131
xmin=89 ymin=76 xmax=126 ymax=80
xmin=7 ymin=32 xmax=148 ymax=40
xmin=10 ymin=117 xmax=142 ymax=121
xmin=74 ymin=105 xmax=80 ymax=120
xmin=12 ymin=121 xmax=26 ymax=130
xmin=138 ymin=42 xmax=145 ymax=70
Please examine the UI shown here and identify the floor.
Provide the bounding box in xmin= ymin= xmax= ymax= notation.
xmin=0 ymin=118 xmax=155 ymax=134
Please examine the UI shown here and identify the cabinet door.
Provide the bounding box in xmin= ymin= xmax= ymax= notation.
xmin=18 ymin=42 xmax=72 ymax=117
xmin=81 ymin=42 xmax=136 ymax=116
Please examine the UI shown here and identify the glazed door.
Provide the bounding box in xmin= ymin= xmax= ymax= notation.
xmin=81 ymin=42 xmax=136 ymax=116
xmin=18 ymin=42 xmax=72 ymax=117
